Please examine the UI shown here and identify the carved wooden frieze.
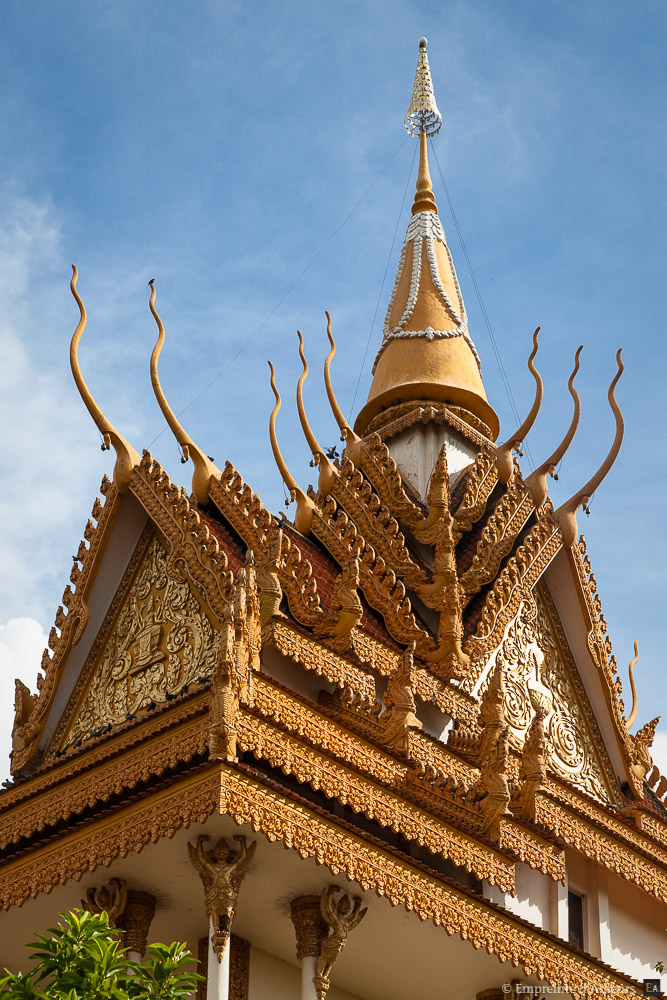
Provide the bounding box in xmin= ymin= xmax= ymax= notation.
xmin=59 ymin=534 xmax=217 ymax=749
xmin=481 ymin=592 xmax=617 ymax=805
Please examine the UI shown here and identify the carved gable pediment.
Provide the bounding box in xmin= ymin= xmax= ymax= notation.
xmin=483 ymin=586 xmax=619 ymax=806
xmin=50 ymin=530 xmax=218 ymax=756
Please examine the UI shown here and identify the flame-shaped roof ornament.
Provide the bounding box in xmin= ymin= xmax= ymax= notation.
xmin=404 ymin=39 xmax=442 ymax=137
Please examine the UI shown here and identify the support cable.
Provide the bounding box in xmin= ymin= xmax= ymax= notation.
xmin=349 ymin=142 xmax=418 ymax=419
xmin=431 ymin=143 xmax=535 ymax=468
xmin=148 ymin=137 xmax=409 ymax=449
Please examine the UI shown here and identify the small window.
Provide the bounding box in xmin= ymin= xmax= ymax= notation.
xmin=568 ymin=890 xmax=585 ymax=950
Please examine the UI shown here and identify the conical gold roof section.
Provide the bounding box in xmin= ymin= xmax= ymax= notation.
xmin=354 ymin=39 xmax=499 ymax=440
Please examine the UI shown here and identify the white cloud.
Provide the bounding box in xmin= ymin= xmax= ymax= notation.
xmin=0 ymin=617 xmax=47 ymax=783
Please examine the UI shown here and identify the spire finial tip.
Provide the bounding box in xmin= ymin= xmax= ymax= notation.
xmin=419 ymin=37 xmax=427 ymax=48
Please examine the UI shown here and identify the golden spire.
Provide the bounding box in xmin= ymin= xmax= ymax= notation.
xmin=148 ymin=281 xmax=220 ymax=505
xmin=354 ymin=39 xmax=499 ymax=440
xmin=69 ymin=266 xmax=140 ymax=494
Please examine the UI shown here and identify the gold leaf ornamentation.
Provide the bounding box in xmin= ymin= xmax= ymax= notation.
xmin=62 ymin=536 xmax=217 ymax=749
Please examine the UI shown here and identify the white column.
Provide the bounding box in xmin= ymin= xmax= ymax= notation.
xmin=126 ymin=950 xmax=142 ymax=964
xmin=595 ymin=867 xmax=612 ymax=963
xmin=206 ymin=918 xmax=230 ymax=1000
xmin=301 ymin=954 xmax=319 ymax=1000
xmin=550 ymin=877 xmax=568 ymax=940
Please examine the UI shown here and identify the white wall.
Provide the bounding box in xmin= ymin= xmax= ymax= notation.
xmin=483 ymin=864 xmax=552 ymax=932
xmin=249 ymin=946 xmax=362 ymax=1000
xmin=605 ymin=873 xmax=667 ymax=983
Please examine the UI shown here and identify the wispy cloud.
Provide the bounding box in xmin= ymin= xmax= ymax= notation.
xmin=0 ymin=618 xmax=47 ymax=782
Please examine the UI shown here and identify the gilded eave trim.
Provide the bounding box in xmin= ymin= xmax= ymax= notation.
xmin=0 ymin=764 xmax=643 ymax=1000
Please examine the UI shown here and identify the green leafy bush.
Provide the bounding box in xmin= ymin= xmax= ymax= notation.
xmin=0 ymin=908 xmax=200 ymax=999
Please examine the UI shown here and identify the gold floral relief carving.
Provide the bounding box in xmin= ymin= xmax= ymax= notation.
xmin=0 ymin=763 xmax=639 ymax=1000
xmin=452 ymin=450 xmax=498 ymax=543
xmin=215 ymin=769 xmax=638 ymax=1000
xmin=463 ymin=514 xmax=562 ymax=681
xmin=534 ymin=796 xmax=667 ymax=905
xmin=478 ymin=595 xmax=616 ymax=805
xmin=60 ymin=535 xmax=218 ymax=749
xmin=266 ymin=620 xmax=376 ymax=701
xmin=459 ymin=481 xmax=533 ymax=603
xmin=236 ymin=711 xmax=515 ymax=890
xmin=0 ymin=711 xmax=208 ymax=850
xmin=497 ymin=817 xmax=566 ymax=883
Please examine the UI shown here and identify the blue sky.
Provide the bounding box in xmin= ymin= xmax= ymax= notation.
xmin=1 ymin=0 xmax=665 ymax=778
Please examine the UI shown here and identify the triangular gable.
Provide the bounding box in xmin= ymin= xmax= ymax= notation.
xmin=475 ymin=582 xmax=620 ymax=806
xmin=47 ymin=529 xmax=218 ymax=758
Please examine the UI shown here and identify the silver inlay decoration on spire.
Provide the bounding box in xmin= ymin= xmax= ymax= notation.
xmin=404 ymin=38 xmax=442 ymax=137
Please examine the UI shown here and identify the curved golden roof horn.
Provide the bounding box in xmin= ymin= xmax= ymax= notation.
xmin=323 ymin=312 xmax=362 ymax=459
xmin=148 ymin=281 xmax=219 ymax=505
xmin=296 ymin=331 xmax=336 ymax=497
xmin=69 ymin=266 xmax=140 ymax=494
xmin=268 ymin=360 xmax=315 ymax=537
xmin=556 ymin=349 xmax=624 ymax=548
xmin=496 ymin=328 xmax=543 ymax=483
xmin=625 ymin=640 xmax=639 ymax=731
xmin=526 ymin=345 xmax=583 ymax=507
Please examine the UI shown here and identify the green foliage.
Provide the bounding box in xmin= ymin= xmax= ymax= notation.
xmin=0 ymin=909 xmax=200 ymax=1000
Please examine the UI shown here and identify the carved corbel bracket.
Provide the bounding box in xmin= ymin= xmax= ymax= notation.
xmin=313 ymin=885 xmax=367 ymax=1000
xmin=83 ymin=877 xmax=127 ymax=927
xmin=188 ymin=835 xmax=256 ymax=963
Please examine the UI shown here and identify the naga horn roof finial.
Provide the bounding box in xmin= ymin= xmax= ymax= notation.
xmin=148 ymin=281 xmax=220 ymax=505
xmin=625 ymin=640 xmax=640 ymax=732
xmin=69 ymin=266 xmax=140 ymax=494
xmin=296 ymin=331 xmax=336 ymax=497
xmin=268 ymin=360 xmax=314 ymax=537
xmin=323 ymin=312 xmax=361 ymax=458
xmin=526 ymin=345 xmax=582 ymax=507
xmin=556 ymin=349 xmax=624 ymax=548
xmin=496 ymin=328 xmax=543 ymax=483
